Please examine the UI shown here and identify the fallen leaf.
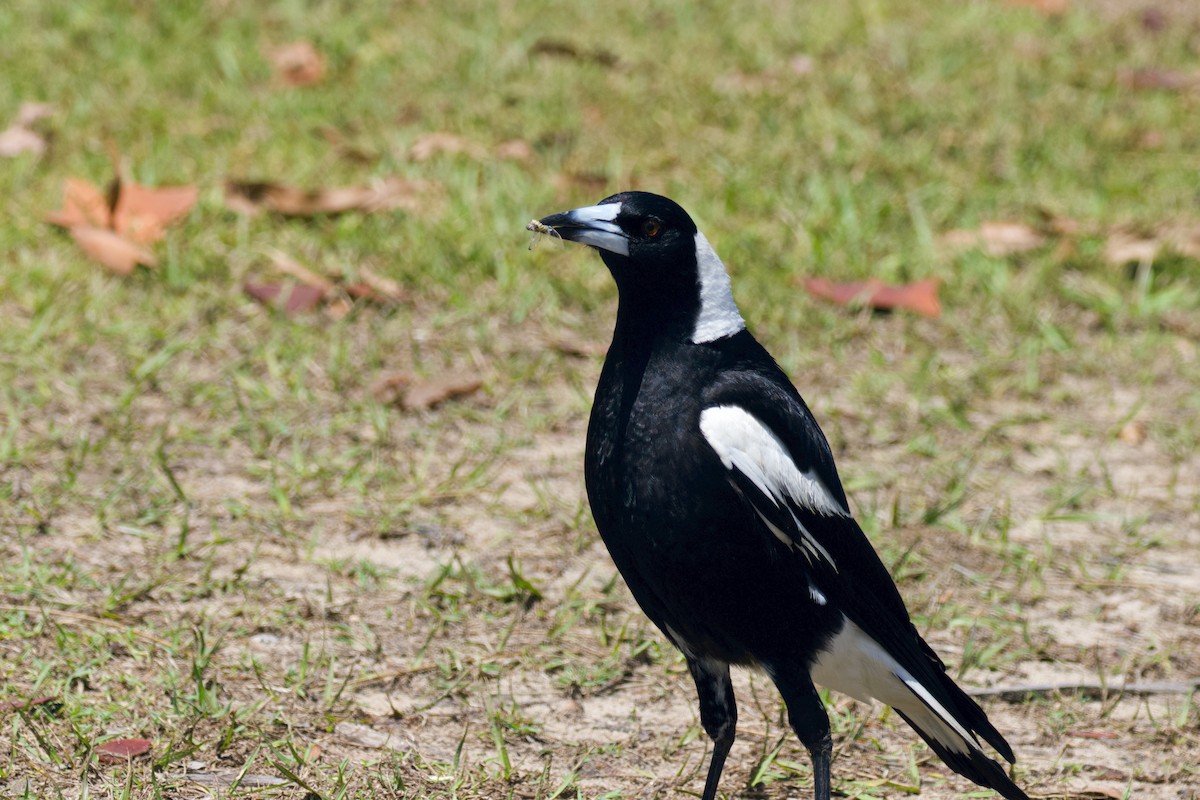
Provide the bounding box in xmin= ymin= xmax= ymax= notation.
xmin=113 ymin=181 xmax=198 ymax=243
xmin=495 ymin=138 xmax=535 ymax=162
xmin=941 ymin=221 xmax=1046 ymax=257
xmin=1103 ymin=232 xmax=1159 ymax=267
xmin=1103 ymin=221 xmax=1200 ymax=266
xmin=369 ymin=372 xmax=410 ymax=405
xmin=788 ymin=54 xmax=815 ymax=77
xmin=97 ymin=738 xmax=152 ymax=762
xmin=0 ymin=102 xmax=53 ymax=157
xmin=403 ymin=375 xmax=483 ymax=411
xmin=268 ymin=41 xmax=326 ymax=87
xmin=409 ymin=132 xmax=486 ymax=161
xmin=47 ymin=173 xmax=194 ymax=272
xmin=370 ymin=372 xmax=483 ymax=410
xmin=1092 ymin=768 xmax=1131 ymax=781
xmin=530 ymin=38 xmax=619 ymax=68
xmin=1118 ymin=67 xmax=1197 ymax=92
xmin=242 ymin=281 xmax=328 ymax=314
xmin=0 ymin=696 xmax=58 ymax=714
xmin=802 ymin=277 xmax=942 ymax=318
xmin=246 ymin=255 xmax=404 ymax=317
xmin=225 ymin=177 xmax=432 ymax=217
xmin=15 ymin=101 xmax=54 ymax=128
xmin=46 ymin=178 xmax=112 ymax=229
xmin=72 ymin=227 xmax=157 ymax=275
xmin=0 ymin=126 xmax=46 ymax=157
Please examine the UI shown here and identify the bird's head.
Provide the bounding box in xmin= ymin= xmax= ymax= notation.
xmin=534 ymin=191 xmax=696 ymax=271
xmin=532 ymin=191 xmax=745 ymax=343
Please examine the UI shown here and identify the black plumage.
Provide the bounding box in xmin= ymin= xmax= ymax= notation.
xmin=532 ymin=192 xmax=1028 ymax=800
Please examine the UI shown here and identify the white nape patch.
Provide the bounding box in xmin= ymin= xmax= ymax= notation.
xmin=700 ymin=406 xmax=849 ymax=520
xmin=690 ymin=232 xmax=746 ymax=343
xmin=567 ymin=203 xmax=629 ymax=256
xmin=810 ymin=618 xmax=977 ymax=755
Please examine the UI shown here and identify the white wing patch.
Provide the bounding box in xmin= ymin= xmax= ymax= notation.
xmin=810 ymin=618 xmax=977 ymax=756
xmin=700 ymin=405 xmax=848 ymax=568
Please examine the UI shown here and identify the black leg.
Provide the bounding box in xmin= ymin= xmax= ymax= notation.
xmin=770 ymin=668 xmax=833 ymax=800
xmin=687 ymin=657 xmax=736 ymax=800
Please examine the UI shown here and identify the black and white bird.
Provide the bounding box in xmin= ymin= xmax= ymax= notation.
xmin=531 ymin=192 xmax=1028 ymax=800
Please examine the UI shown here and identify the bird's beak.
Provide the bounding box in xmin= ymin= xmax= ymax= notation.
xmin=535 ymin=202 xmax=630 ymax=257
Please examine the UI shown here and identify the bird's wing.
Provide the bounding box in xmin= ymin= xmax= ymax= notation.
xmin=698 ymin=370 xmax=938 ymax=664
xmin=699 ymin=369 xmax=1017 ymax=763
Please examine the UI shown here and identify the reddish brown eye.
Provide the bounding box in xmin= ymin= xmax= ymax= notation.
xmin=643 ymin=220 xmax=661 ymax=237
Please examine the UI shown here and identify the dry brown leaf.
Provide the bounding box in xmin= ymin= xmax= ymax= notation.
xmin=96 ymin=738 xmax=152 ymax=763
xmin=409 ymin=132 xmax=487 ymax=161
xmin=46 ymin=178 xmax=112 ymax=229
xmin=1118 ymin=67 xmax=1198 ymax=92
xmin=1159 ymin=221 xmax=1200 ymax=260
xmin=941 ymin=221 xmax=1046 ymax=257
xmin=788 ymin=55 xmax=815 ymax=77
xmin=323 ymin=296 xmax=353 ymax=320
xmin=268 ymin=41 xmax=326 ymax=87
xmin=403 ymin=375 xmax=483 ymax=411
xmin=15 ymin=101 xmax=54 ymax=128
xmin=0 ymin=126 xmax=46 ymax=157
xmin=1103 ymin=232 xmax=1159 ymax=266
xmin=369 ymin=372 xmax=410 ymax=405
xmin=71 ymin=227 xmax=157 ymax=275
xmin=1103 ymin=221 xmax=1200 ymax=266
xmin=802 ymin=277 xmax=942 ymax=318
xmin=242 ymin=281 xmax=328 ymax=314
xmin=113 ymin=181 xmax=198 ymax=243
xmin=495 ymin=139 xmax=534 ymax=162
xmin=370 ymin=372 xmax=483 ymax=411
xmin=246 ymin=256 xmax=403 ymax=317
xmin=0 ymin=696 xmax=58 ymax=714
xmin=0 ymin=102 xmax=54 ymax=157
xmin=225 ymin=178 xmax=432 ymax=217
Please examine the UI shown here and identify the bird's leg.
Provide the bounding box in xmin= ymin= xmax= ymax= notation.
xmin=771 ymin=668 xmax=833 ymax=800
xmin=687 ymin=657 xmax=736 ymax=800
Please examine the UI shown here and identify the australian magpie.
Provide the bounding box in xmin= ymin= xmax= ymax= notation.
xmin=531 ymin=192 xmax=1028 ymax=800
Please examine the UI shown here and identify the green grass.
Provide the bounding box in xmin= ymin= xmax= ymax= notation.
xmin=3 ymin=0 xmax=1200 ymax=798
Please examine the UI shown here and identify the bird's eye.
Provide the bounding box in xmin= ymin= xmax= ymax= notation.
xmin=642 ymin=220 xmax=662 ymax=238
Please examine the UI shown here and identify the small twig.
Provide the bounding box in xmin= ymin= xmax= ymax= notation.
xmin=968 ymin=679 xmax=1200 ymax=702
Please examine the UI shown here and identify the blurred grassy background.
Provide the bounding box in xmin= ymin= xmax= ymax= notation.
xmin=2 ymin=1 xmax=1198 ymax=798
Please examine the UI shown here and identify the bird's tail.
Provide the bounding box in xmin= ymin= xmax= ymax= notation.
xmin=811 ymin=620 xmax=1028 ymax=800
xmin=890 ymin=679 xmax=1028 ymax=800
